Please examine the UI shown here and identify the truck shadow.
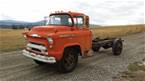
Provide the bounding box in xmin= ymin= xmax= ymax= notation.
xmin=32 ymin=48 xmax=113 ymax=73
xmin=28 ymin=49 xmax=114 ymax=75
xmin=21 ymin=49 xmax=118 ymax=80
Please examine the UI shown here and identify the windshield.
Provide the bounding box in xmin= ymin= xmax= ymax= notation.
xmin=47 ymin=15 xmax=73 ymax=26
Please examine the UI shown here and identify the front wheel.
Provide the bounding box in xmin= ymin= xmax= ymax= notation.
xmin=58 ymin=48 xmax=78 ymax=73
xmin=112 ymin=39 xmax=123 ymax=55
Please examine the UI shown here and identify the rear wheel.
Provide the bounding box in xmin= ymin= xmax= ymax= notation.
xmin=112 ymin=39 xmax=123 ymax=55
xmin=92 ymin=45 xmax=100 ymax=52
xmin=58 ymin=48 xmax=78 ymax=73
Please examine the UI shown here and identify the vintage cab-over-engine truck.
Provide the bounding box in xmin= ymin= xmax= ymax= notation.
xmin=22 ymin=11 xmax=123 ymax=73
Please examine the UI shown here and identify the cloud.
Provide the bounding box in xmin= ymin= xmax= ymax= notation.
xmin=0 ymin=14 xmax=14 ymax=20
xmin=0 ymin=0 xmax=144 ymax=25
xmin=74 ymin=1 xmax=144 ymax=25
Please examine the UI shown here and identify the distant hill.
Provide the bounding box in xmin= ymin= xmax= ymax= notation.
xmin=0 ymin=19 xmax=101 ymax=29
xmin=32 ymin=20 xmax=45 ymax=26
xmin=89 ymin=24 xmax=101 ymax=28
xmin=0 ymin=20 xmax=29 ymax=25
xmin=0 ymin=20 xmax=45 ymax=29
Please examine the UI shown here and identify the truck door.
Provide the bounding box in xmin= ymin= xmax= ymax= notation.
xmin=74 ymin=16 xmax=92 ymax=51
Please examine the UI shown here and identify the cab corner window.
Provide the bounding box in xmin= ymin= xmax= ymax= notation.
xmin=73 ymin=16 xmax=84 ymax=27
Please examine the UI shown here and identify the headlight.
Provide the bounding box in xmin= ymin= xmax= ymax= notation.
xmin=47 ymin=38 xmax=54 ymax=44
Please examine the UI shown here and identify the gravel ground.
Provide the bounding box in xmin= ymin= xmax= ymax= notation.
xmin=0 ymin=32 xmax=145 ymax=81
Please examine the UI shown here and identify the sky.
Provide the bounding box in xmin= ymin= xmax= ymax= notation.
xmin=0 ymin=0 xmax=144 ymax=25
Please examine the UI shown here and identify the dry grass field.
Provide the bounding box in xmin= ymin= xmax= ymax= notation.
xmin=0 ymin=29 xmax=26 ymax=53
xmin=92 ymin=24 xmax=145 ymax=38
xmin=0 ymin=24 xmax=145 ymax=53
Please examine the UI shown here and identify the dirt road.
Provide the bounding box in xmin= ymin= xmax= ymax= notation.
xmin=0 ymin=32 xmax=145 ymax=81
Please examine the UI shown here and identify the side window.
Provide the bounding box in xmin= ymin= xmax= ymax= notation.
xmin=73 ymin=16 xmax=84 ymax=27
xmin=77 ymin=17 xmax=83 ymax=27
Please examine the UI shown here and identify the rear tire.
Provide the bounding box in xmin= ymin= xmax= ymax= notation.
xmin=92 ymin=45 xmax=100 ymax=52
xmin=58 ymin=48 xmax=78 ymax=73
xmin=112 ymin=39 xmax=123 ymax=55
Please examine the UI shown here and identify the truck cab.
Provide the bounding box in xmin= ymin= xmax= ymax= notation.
xmin=23 ymin=11 xmax=92 ymax=73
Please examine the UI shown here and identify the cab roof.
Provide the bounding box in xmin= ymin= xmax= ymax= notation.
xmin=50 ymin=11 xmax=86 ymax=17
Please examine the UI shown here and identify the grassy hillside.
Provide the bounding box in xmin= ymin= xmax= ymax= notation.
xmin=0 ymin=24 xmax=145 ymax=53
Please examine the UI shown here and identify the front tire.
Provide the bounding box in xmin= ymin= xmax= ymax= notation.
xmin=58 ymin=48 xmax=78 ymax=73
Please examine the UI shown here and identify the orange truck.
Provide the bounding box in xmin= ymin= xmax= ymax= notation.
xmin=22 ymin=11 xmax=123 ymax=73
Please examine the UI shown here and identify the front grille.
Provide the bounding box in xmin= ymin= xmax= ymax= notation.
xmin=27 ymin=42 xmax=47 ymax=54
xmin=30 ymin=42 xmax=44 ymax=46
xmin=31 ymin=48 xmax=41 ymax=52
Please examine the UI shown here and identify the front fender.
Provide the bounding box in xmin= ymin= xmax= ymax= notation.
xmin=48 ymin=43 xmax=83 ymax=61
xmin=63 ymin=43 xmax=83 ymax=53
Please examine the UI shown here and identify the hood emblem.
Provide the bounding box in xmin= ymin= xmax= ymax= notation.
xmin=31 ymin=34 xmax=41 ymax=38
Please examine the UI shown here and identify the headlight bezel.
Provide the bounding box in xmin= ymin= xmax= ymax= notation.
xmin=47 ymin=37 xmax=54 ymax=44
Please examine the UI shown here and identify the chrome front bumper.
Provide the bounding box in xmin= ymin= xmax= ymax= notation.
xmin=22 ymin=50 xmax=56 ymax=63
